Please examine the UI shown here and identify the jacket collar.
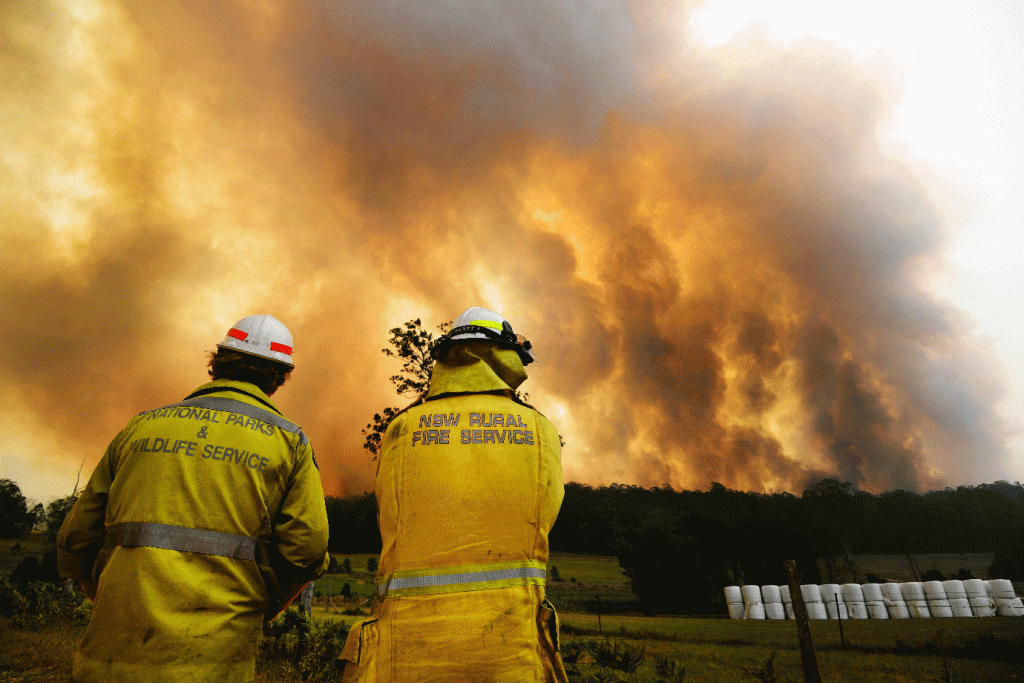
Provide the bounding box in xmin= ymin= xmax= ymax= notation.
xmin=189 ymin=379 xmax=281 ymax=412
xmin=426 ymin=343 xmax=528 ymax=398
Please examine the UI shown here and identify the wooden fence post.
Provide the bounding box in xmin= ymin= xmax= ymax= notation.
xmin=785 ymin=560 xmax=822 ymax=683
xmin=835 ymin=593 xmax=846 ymax=649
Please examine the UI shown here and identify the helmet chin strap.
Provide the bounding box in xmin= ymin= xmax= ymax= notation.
xmin=432 ymin=325 xmax=535 ymax=365
xmin=432 ymin=307 xmax=536 ymax=365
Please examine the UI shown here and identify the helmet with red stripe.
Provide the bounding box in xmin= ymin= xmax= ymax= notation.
xmin=217 ymin=314 xmax=295 ymax=367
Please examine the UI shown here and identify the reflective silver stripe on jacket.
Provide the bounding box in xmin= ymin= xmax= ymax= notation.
xmin=378 ymin=566 xmax=547 ymax=596
xmin=162 ymin=396 xmax=309 ymax=445
xmin=104 ymin=521 xmax=267 ymax=564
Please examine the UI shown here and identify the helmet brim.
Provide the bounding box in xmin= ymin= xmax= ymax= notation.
xmin=216 ymin=341 xmax=295 ymax=368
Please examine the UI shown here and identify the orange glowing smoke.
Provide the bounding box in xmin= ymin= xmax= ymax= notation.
xmin=0 ymin=0 xmax=1010 ymax=499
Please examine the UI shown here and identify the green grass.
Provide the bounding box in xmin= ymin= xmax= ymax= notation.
xmin=0 ymin=618 xmax=83 ymax=682
xmin=561 ymin=611 xmax=1024 ymax=649
xmin=313 ymin=573 xmax=377 ymax=601
xmin=315 ymin=553 xmax=380 ymax=600
xmin=290 ymin=604 xmax=1024 ymax=681
xmin=547 ymin=552 xmax=629 ymax=584
xmin=559 ymin=615 xmax=1024 ymax=682
xmin=3 ymin=607 xmax=1024 ymax=683
xmin=6 ymin=548 xmax=1020 ymax=682
xmin=825 ymin=553 xmax=997 ymax=584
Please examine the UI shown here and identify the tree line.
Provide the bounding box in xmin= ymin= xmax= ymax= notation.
xmin=15 ymin=475 xmax=1020 ymax=561
xmin=325 ymin=478 xmax=1024 ymax=557
xmin=553 ymin=478 xmax=1024 ymax=556
xmin=324 ymin=478 xmax=1024 ymax=613
xmin=0 ymin=479 xmax=77 ymax=544
xmin=5 ymin=476 xmax=1023 ymax=614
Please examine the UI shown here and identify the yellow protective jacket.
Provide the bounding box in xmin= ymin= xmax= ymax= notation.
xmin=57 ymin=379 xmax=330 ymax=683
xmin=341 ymin=343 xmax=567 ymax=682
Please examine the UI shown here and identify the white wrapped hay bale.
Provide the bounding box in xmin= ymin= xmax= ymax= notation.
xmin=724 ymin=586 xmax=746 ymax=620
xmin=881 ymin=582 xmax=910 ymax=619
xmin=742 ymin=584 xmax=766 ymax=620
xmin=779 ymin=585 xmax=794 ymax=620
xmin=801 ymin=584 xmax=828 ymax=620
xmin=942 ymin=580 xmax=974 ymax=618
xmin=901 ymin=582 xmax=931 ymax=618
xmin=862 ymin=583 xmax=889 ymax=619
xmin=842 ymin=583 xmax=869 ymax=619
xmin=924 ymin=580 xmax=953 ymax=618
xmin=964 ymin=579 xmax=995 ymax=617
xmin=989 ymin=579 xmax=1023 ymax=617
xmin=761 ymin=585 xmax=786 ymax=620
xmin=820 ymin=584 xmax=848 ymax=620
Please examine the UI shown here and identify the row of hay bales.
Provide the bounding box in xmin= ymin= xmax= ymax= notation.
xmin=724 ymin=579 xmax=1024 ymax=620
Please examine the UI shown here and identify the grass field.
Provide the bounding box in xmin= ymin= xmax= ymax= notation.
xmin=823 ymin=553 xmax=997 ymax=584
xmin=548 ymin=553 xmax=631 ymax=584
xmin=4 ymin=544 xmax=1023 ymax=681
xmin=5 ymin=609 xmax=1023 ymax=682
xmin=303 ymin=553 xmax=1024 ymax=682
xmin=562 ymin=615 xmax=1024 ymax=682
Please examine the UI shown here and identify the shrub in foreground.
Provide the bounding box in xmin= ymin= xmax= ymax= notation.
xmin=0 ymin=578 xmax=87 ymax=629
xmin=258 ymin=609 xmax=350 ymax=682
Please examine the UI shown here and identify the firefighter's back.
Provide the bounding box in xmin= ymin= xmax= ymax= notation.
xmin=71 ymin=381 xmax=307 ymax=683
xmin=348 ymin=392 xmax=565 ymax=682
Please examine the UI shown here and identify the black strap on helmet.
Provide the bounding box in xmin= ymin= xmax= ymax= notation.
xmin=431 ymin=321 xmax=534 ymax=365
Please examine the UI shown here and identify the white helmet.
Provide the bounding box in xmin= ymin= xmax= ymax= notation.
xmin=431 ymin=306 xmax=536 ymax=365
xmin=216 ymin=314 xmax=295 ymax=367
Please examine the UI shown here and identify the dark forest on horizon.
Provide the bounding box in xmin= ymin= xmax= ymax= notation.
xmin=4 ymin=476 xmax=1023 ymax=614
xmin=327 ymin=478 xmax=1024 ymax=557
xmin=325 ymin=478 xmax=1024 ymax=612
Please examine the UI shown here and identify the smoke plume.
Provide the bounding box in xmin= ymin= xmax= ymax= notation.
xmin=0 ymin=0 xmax=1011 ymax=499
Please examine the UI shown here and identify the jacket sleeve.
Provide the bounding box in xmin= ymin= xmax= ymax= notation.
xmin=56 ymin=427 xmax=128 ymax=591
xmin=265 ymin=438 xmax=330 ymax=619
xmin=538 ymin=414 xmax=565 ymax=533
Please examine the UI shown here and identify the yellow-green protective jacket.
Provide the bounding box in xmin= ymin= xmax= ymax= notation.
xmin=57 ymin=379 xmax=330 ymax=683
xmin=341 ymin=342 xmax=568 ymax=682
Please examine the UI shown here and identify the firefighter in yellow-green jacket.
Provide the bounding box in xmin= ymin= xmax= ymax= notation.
xmin=57 ymin=314 xmax=330 ymax=683
xmin=340 ymin=307 xmax=568 ymax=682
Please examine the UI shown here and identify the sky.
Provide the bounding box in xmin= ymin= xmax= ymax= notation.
xmin=2 ymin=0 xmax=1022 ymax=506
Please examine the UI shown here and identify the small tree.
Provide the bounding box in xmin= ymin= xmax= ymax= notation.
xmin=362 ymin=317 xmax=554 ymax=458
xmin=989 ymin=538 xmax=1024 ymax=581
xmin=362 ymin=319 xmax=449 ymax=458
xmin=9 ymin=556 xmax=39 ymax=584
xmin=615 ymin=509 xmax=733 ymax=614
xmin=954 ymin=568 xmax=975 ymax=581
xmin=367 ymin=557 xmax=379 ymax=574
xmin=29 ymin=503 xmax=45 ymax=532
xmin=0 ymin=479 xmax=33 ymax=538
xmin=46 ymin=494 xmax=79 ymax=544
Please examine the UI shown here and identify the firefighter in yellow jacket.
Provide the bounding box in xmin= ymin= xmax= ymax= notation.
xmin=57 ymin=314 xmax=330 ymax=683
xmin=340 ymin=307 xmax=568 ymax=682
